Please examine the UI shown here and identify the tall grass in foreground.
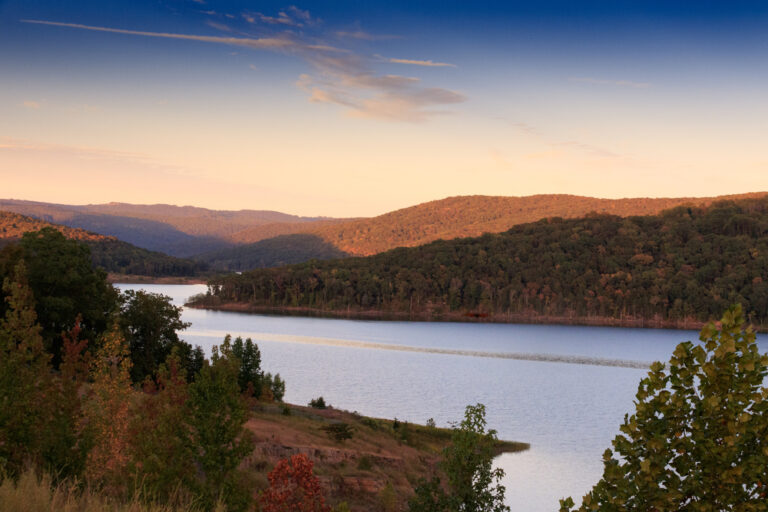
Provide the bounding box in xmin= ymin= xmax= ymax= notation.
xmin=0 ymin=469 xmax=225 ymax=512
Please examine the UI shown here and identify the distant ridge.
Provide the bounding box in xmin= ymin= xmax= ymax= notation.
xmin=0 ymin=210 xmax=203 ymax=277
xmin=292 ymin=192 xmax=768 ymax=256
xmin=2 ymin=193 xmax=766 ymax=268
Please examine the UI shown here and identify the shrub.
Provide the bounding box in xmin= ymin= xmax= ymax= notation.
xmin=309 ymin=397 xmax=327 ymax=409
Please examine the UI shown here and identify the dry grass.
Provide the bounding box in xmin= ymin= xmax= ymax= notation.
xmin=0 ymin=470 xmax=225 ymax=512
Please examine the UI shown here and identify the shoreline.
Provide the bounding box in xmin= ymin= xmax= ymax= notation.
xmin=185 ymin=301 xmax=742 ymax=332
xmin=108 ymin=273 xmax=207 ymax=285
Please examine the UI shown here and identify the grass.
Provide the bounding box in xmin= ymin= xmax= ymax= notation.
xmin=0 ymin=470 xmax=224 ymax=512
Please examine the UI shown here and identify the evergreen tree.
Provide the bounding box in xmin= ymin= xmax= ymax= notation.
xmin=0 ymin=262 xmax=52 ymax=477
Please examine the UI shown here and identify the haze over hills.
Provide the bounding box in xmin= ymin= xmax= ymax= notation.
xmin=2 ymin=193 xmax=766 ymax=270
xmin=0 ymin=210 xmax=204 ymax=277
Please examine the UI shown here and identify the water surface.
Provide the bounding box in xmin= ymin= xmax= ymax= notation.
xmin=117 ymin=283 xmax=764 ymax=511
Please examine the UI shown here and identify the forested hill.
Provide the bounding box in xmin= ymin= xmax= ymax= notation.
xmin=0 ymin=211 xmax=203 ymax=277
xmin=298 ymin=192 xmax=768 ymax=256
xmin=196 ymin=198 xmax=768 ymax=329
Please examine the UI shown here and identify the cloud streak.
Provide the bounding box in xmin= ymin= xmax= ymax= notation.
xmin=569 ymin=77 xmax=650 ymax=88
xmin=22 ymin=15 xmax=464 ymax=122
xmin=385 ymin=57 xmax=456 ymax=67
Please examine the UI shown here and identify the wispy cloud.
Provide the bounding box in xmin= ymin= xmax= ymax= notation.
xmin=22 ymin=13 xmax=464 ymax=122
xmin=21 ymin=100 xmax=42 ymax=109
xmin=243 ymin=6 xmax=317 ymax=28
xmin=383 ymin=56 xmax=456 ymax=68
xmin=335 ymin=30 xmax=399 ymax=41
xmin=569 ymin=77 xmax=650 ymax=89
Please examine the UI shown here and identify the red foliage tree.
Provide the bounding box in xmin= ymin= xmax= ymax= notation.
xmin=261 ymin=454 xmax=330 ymax=512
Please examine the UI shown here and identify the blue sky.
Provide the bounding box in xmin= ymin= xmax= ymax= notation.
xmin=1 ymin=1 xmax=767 ymax=215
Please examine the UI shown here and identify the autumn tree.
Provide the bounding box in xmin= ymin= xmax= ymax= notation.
xmin=81 ymin=324 xmax=134 ymax=497
xmin=260 ymin=453 xmax=330 ymax=512
xmin=410 ymin=404 xmax=509 ymax=512
xmin=560 ymin=304 xmax=768 ymax=511
xmin=41 ymin=318 xmax=91 ymax=480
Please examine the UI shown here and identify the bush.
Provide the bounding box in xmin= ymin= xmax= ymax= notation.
xmin=309 ymin=396 xmax=327 ymax=409
xmin=322 ymin=423 xmax=354 ymax=443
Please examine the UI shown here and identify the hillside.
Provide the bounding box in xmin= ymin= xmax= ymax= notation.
xmin=295 ymin=192 xmax=768 ymax=256
xmin=244 ymin=403 xmax=526 ymax=511
xmin=4 ymin=193 xmax=766 ymax=266
xmin=0 ymin=199 xmax=331 ymax=257
xmin=199 ymin=234 xmax=349 ymax=272
xmin=194 ymin=197 xmax=768 ymax=329
xmin=0 ymin=211 xmax=204 ymax=277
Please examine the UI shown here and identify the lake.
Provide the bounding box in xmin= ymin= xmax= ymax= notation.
xmin=116 ymin=283 xmax=765 ymax=511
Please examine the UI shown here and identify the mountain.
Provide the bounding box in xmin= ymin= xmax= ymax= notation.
xmin=0 ymin=199 xmax=331 ymax=257
xmin=0 ymin=210 xmax=204 ymax=277
xmin=195 ymin=197 xmax=768 ymax=329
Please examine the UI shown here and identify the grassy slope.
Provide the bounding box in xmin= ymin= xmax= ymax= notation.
xmin=0 ymin=404 xmax=527 ymax=512
xmin=245 ymin=403 xmax=527 ymax=511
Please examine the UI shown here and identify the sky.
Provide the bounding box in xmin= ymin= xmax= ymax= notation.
xmin=1 ymin=0 xmax=768 ymax=217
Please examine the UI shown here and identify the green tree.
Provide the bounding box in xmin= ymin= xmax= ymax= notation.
xmin=118 ymin=289 xmax=192 ymax=383
xmin=2 ymin=228 xmax=117 ymax=366
xmin=560 ymin=304 xmax=768 ymax=511
xmin=187 ymin=340 xmax=254 ymax=511
xmin=129 ymin=353 xmax=196 ymax=504
xmin=410 ymin=404 xmax=509 ymax=512
xmin=230 ymin=335 xmax=263 ymax=396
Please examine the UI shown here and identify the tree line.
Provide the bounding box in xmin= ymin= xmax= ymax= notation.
xmin=198 ymin=198 xmax=768 ymax=328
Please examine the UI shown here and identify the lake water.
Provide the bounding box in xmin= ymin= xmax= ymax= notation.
xmin=116 ymin=283 xmax=765 ymax=511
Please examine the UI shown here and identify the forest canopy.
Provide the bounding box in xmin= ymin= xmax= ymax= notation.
xmin=198 ymin=198 xmax=768 ymax=328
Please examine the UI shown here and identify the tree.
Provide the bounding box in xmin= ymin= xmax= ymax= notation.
xmin=129 ymin=354 xmax=196 ymax=504
xmin=230 ymin=335 xmax=263 ymax=396
xmin=118 ymin=289 xmax=192 ymax=383
xmin=410 ymin=404 xmax=509 ymax=512
xmin=81 ymin=324 xmax=134 ymax=497
xmin=560 ymin=304 xmax=768 ymax=511
xmin=260 ymin=453 xmax=330 ymax=512
xmin=2 ymin=228 xmax=117 ymax=366
xmin=187 ymin=339 xmax=254 ymax=511
xmin=0 ymin=262 xmax=52 ymax=477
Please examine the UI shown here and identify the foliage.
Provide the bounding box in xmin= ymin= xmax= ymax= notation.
xmin=130 ymin=355 xmax=196 ymax=505
xmin=0 ymin=228 xmax=118 ymax=366
xmin=203 ymin=198 xmax=768 ymax=328
xmin=201 ymin=234 xmax=348 ymax=272
xmin=560 ymin=304 xmax=768 ymax=511
xmin=309 ymin=397 xmax=327 ymax=409
xmin=264 ymin=372 xmax=286 ymax=402
xmin=0 ymin=262 xmax=52 ymax=477
xmin=230 ymin=335 xmax=263 ymax=395
xmin=260 ymin=453 xmax=330 ymax=512
xmin=118 ymin=289 xmax=193 ymax=383
xmin=409 ymin=404 xmax=509 ymax=512
xmin=81 ymin=324 xmax=134 ymax=497
xmin=186 ymin=340 xmax=254 ymax=511
xmin=321 ymin=423 xmax=354 ymax=443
